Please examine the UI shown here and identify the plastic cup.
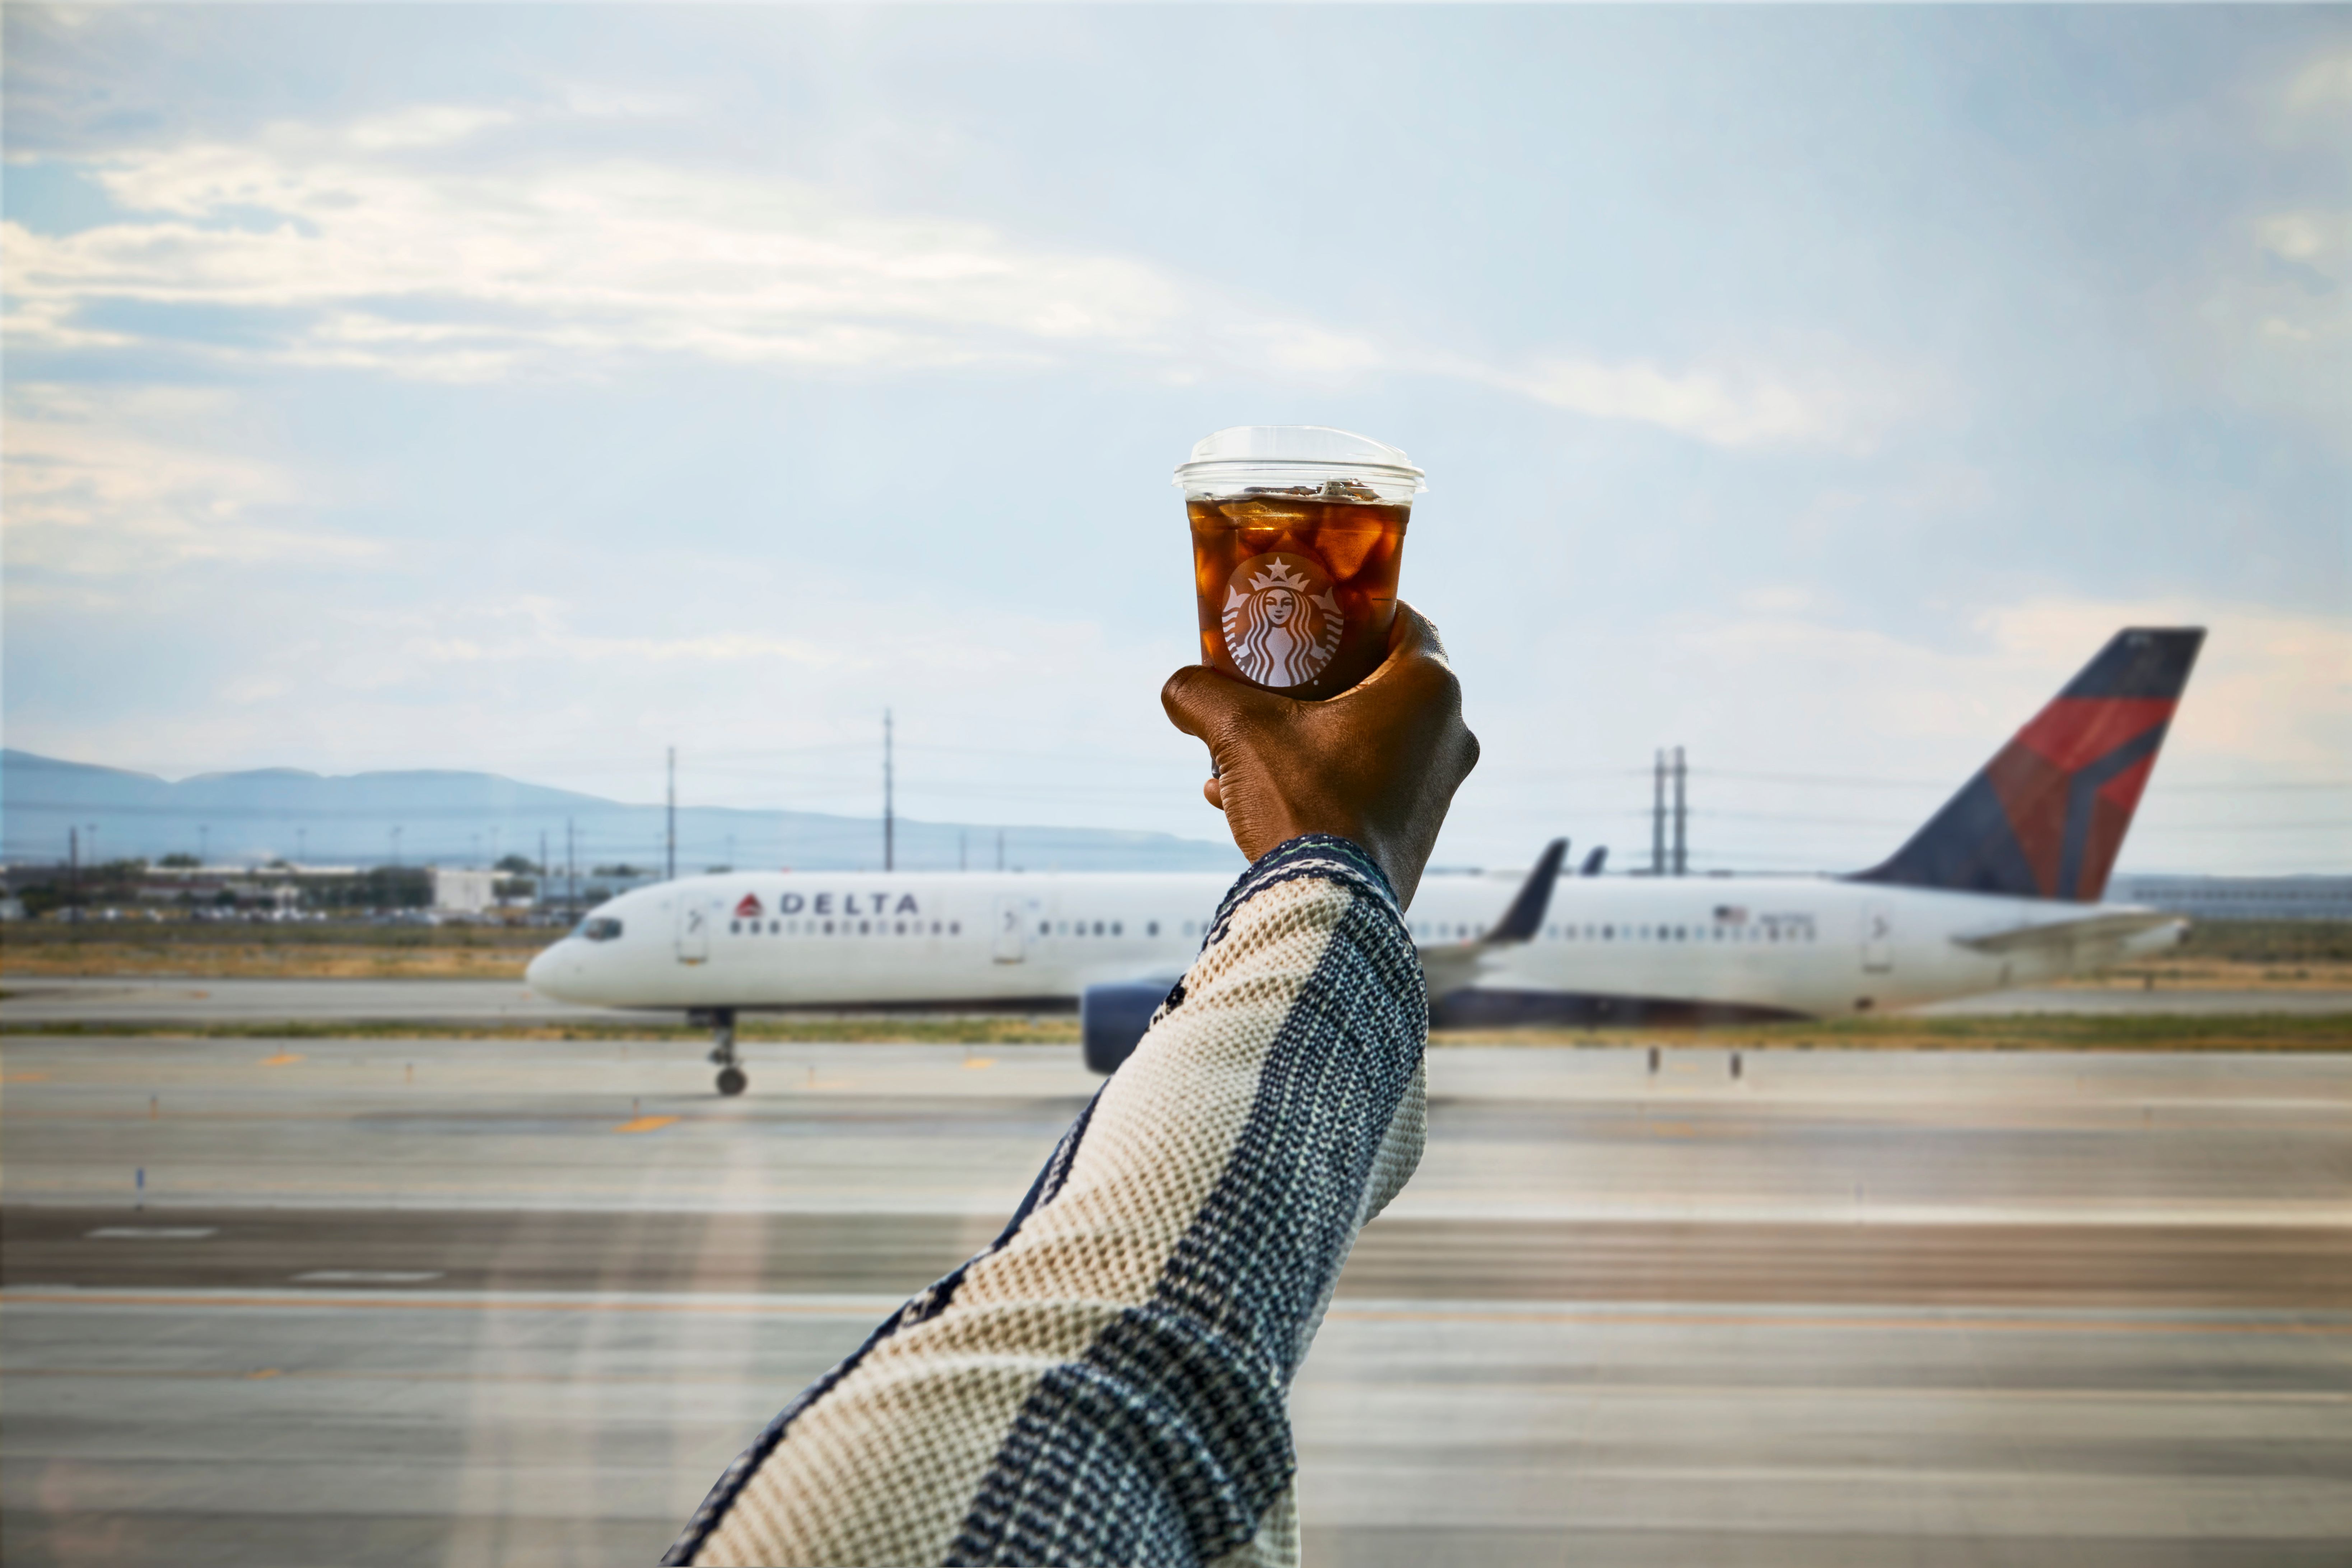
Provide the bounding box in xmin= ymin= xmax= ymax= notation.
xmin=1174 ymin=426 xmax=1424 ymax=700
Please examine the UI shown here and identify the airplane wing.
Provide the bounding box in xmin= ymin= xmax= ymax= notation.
xmin=1419 ymin=838 xmax=1568 ymax=998
xmin=1950 ymin=907 xmax=2186 ymax=956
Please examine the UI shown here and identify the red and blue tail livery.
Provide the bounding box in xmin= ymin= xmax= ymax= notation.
xmin=1855 ymin=628 xmax=2204 ymax=903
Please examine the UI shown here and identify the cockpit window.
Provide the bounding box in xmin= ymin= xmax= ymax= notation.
xmin=578 ymin=917 xmax=623 ymax=942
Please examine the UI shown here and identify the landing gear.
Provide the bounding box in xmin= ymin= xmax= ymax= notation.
xmin=694 ymin=1008 xmax=746 ymax=1095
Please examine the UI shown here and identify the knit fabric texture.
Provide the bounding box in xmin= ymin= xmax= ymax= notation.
xmin=663 ymin=833 xmax=1429 ymax=1568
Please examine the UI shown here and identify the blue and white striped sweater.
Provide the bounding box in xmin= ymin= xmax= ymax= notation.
xmin=667 ymin=835 xmax=1427 ymax=1567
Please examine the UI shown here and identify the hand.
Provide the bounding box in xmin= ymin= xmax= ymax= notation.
xmin=1161 ymin=603 xmax=1478 ymax=908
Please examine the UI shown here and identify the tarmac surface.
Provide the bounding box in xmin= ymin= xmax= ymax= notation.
xmin=0 ymin=975 xmax=608 ymax=1025
xmin=6 ymin=972 xmax=2352 ymax=1025
xmin=3 ymin=1035 xmax=2348 ymax=1566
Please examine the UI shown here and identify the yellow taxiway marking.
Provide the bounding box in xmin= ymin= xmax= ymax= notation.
xmin=3 ymin=1072 xmax=50 ymax=1083
xmin=248 ymin=1367 xmax=281 ymax=1380
xmin=612 ymin=1115 xmax=679 ymax=1134
xmin=963 ymin=1058 xmax=996 ymax=1071
xmin=258 ymin=1053 xmax=304 ymax=1067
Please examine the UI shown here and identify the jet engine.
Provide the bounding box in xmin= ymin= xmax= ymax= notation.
xmin=1081 ymin=980 xmax=1175 ymax=1075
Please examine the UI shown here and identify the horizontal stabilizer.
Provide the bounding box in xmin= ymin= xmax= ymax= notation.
xmin=1951 ymin=908 xmax=2185 ymax=956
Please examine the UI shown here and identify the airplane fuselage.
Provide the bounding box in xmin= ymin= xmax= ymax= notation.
xmin=525 ymin=869 xmax=2185 ymax=1021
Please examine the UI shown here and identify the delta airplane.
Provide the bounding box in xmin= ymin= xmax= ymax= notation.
xmin=527 ymin=627 xmax=2204 ymax=1094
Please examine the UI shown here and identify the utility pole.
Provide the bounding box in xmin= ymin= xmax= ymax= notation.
xmin=996 ymin=829 xmax=1006 ymax=873
xmin=882 ymin=708 xmax=895 ymax=873
xmin=67 ymin=826 xmax=79 ymax=914
xmin=1650 ymin=751 xmax=1666 ymax=876
xmin=959 ymin=830 xmax=968 ymax=873
xmin=88 ymin=823 xmax=100 ymax=870
xmin=539 ymin=829 xmax=549 ymax=910
xmin=1671 ymin=745 xmax=1687 ymax=876
xmin=666 ymin=746 xmax=677 ymax=883
xmin=566 ymin=818 xmax=576 ymax=916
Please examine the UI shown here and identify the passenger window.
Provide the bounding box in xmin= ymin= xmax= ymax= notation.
xmin=1147 ymin=921 xmax=1159 ymax=937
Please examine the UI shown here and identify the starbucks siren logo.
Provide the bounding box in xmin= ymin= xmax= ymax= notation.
xmin=1222 ymin=552 xmax=1342 ymax=690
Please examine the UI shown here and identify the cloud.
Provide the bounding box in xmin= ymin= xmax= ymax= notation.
xmin=2284 ymin=49 xmax=2352 ymax=115
xmin=1496 ymin=354 xmax=1874 ymax=451
xmin=5 ymin=103 xmax=1883 ymax=447
xmin=4 ymin=116 xmax=1189 ymax=385
xmin=345 ymin=106 xmax=514 ymax=151
xmin=0 ymin=383 xmax=380 ymax=575
xmin=2183 ymin=204 xmax=2351 ymax=436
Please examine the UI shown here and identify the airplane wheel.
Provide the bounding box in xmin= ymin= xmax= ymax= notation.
xmin=716 ymin=1066 xmax=747 ymax=1097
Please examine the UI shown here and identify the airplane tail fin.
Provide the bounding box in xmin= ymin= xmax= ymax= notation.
xmin=1851 ymin=627 xmax=2204 ymax=903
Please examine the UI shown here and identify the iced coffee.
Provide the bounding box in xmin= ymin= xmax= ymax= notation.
xmin=1176 ymin=427 xmax=1422 ymax=701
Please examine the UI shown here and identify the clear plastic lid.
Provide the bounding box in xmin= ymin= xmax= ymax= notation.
xmin=1174 ymin=425 xmax=1426 ymax=503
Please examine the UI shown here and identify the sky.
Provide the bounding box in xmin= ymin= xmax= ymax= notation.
xmin=4 ymin=4 xmax=2346 ymax=877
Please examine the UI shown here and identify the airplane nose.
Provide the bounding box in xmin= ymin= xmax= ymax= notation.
xmin=525 ymin=945 xmax=560 ymax=996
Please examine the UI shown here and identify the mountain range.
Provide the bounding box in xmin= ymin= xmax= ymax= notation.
xmin=0 ymin=750 xmax=1243 ymax=874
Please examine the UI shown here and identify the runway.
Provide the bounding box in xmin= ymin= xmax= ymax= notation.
xmin=9 ymin=1205 xmax=2346 ymax=1306
xmin=7 ymin=973 xmax=2349 ymax=1026
xmin=4 ymin=1036 xmax=2348 ymax=1565
xmin=0 ymin=975 xmax=609 ymax=1026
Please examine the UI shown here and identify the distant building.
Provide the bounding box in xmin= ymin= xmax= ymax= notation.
xmin=428 ymin=867 xmax=500 ymax=915
xmin=2111 ymin=875 xmax=2352 ymax=922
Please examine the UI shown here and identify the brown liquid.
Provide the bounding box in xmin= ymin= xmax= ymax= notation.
xmin=1188 ymin=488 xmax=1411 ymax=700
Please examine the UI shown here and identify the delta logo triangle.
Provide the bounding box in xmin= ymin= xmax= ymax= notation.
xmin=734 ymin=893 xmax=764 ymax=920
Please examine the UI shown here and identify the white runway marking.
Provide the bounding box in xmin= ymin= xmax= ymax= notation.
xmin=289 ymin=1270 xmax=444 ymax=1284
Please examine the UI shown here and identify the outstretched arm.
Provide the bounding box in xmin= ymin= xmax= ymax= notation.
xmin=667 ymin=609 xmax=1476 ymax=1568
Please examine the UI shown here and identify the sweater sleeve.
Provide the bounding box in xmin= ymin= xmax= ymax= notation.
xmin=664 ymin=834 xmax=1429 ymax=1568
